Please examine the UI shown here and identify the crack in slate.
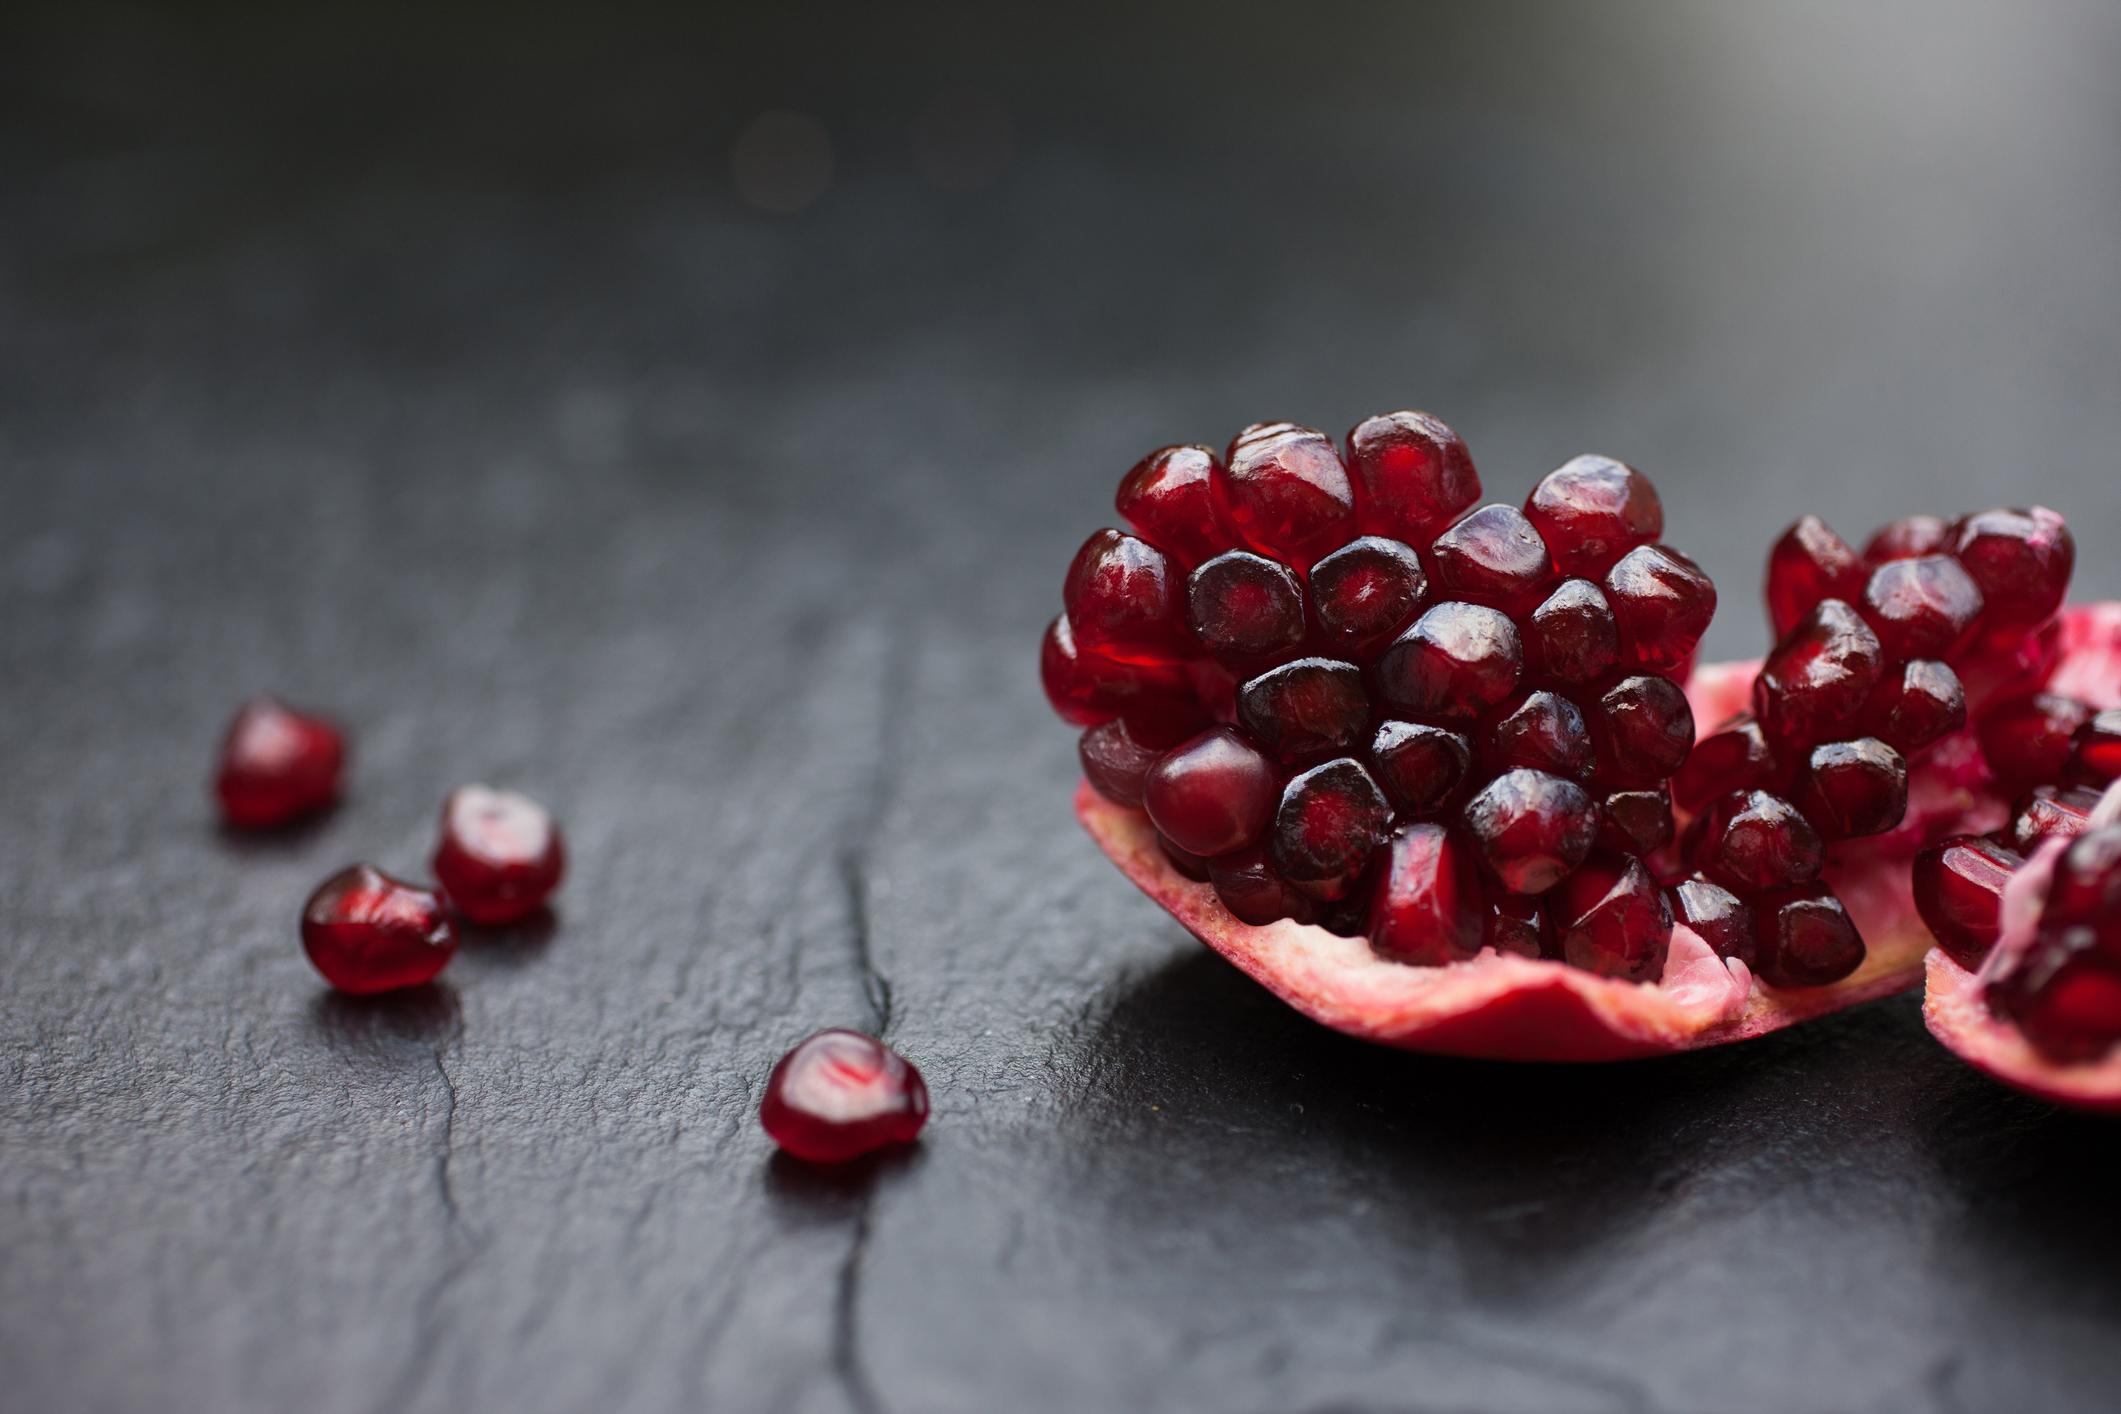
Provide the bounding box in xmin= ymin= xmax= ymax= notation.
xmin=832 ymin=1198 xmax=887 ymax=1414
xmin=840 ymin=852 xmax=893 ymax=1036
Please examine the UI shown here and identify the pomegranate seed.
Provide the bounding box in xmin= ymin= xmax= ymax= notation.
xmin=1672 ymin=714 xmax=1781 ymax=813
xmin=300 ymin=864 xmax=458 ymax=994
xmin=1486 ymin=893 xmax=1547 ymax=958
xmin=1462 ymin=767 xmax=1597 ymax=895
xmin=1549 ymin=852 xmax=1672 ymax=982
xmin=1142 ymin=728 xmax=1280 ymax=859
xmin=1217 ymin=422 xmax=1358 ymax=572
xmin=1977 ymin=692 xmax=2092 ymax=791
xmin=1208 ymin=847 xmax=1317 ymax=926
xmin=1367 ymin=822 xmax=1485 ymax=965
xmin=2072 ymin=708 xmax=2121 ymax=786
xmin=2004 ymin=785 xmax=2103 ymax=854
xmin=1079 ymin=718 xmax=1165 ymax=807
xmin=1368 ymin=720 xmax=1473 ymax=817
xmin=1603 ymin=544 xmax=1716 ymax=673
xmin=1306 ymin=536 xmax=1428 ymax=658
xmin=1590 ymin=674 xmax=1694 ymax=784
xmin=1270 ymin=758 xmax=1392 ymax=900
xmin=2042 ymin=827 xmax=2121 ymax=933
xmin=1187 ymin=658 xmax=1241 ymax=724
xmin=1161 ymin=838 xmax=1212 ymax=881
xmin=1862 ymin=514 xmax=1951 ymax=564
xmin=1115 ymin=444 xmax=1230 ymax=569
xmin=1063 ymin=528 xmax=1186 ymax=662
xmin=1598 ymin=787 xmax=1674 ymax=857
xmin=1912 ymin=834 xmax=2023 ymax=968
xmin=1752 ymin=886 xmax=1865 ymax=988
xmin=1857 ymin=659 xmax=1966 ymax=756
xmin=1236 ymin=658 xmax=1369 ymax=763
xmin=1694 ymin=789 xmax=1824 ymax=891
xmin=1671 ymin=877 xmax=1756 ymax=966
xmin=1485 ymin=689 xmax=1595 ymax=782
xmin=1792 ymin=738 xmax=1908 ymax=840
xmin=1753 ymin=599 xmax=1884 ymax=751
xmin=1187 ymin=551 xmax=1307 ymax=672
xmin=1524 ymin=579 xmax=1621 ymax=687
xmin=1522 ymin=454 xmax=1663 ymax=578
xmin=214 ymin=697 xmax=346 ymax=830
xmin=1427 ymin=503 xmax=1557 ymax=618
xmin=1373 ymin=601 xmax=1523 ymax=724
xmin=1765 ymin=515 xmax=1865 ymax=640
xmin=1952 ymin=506 xmax=2075 ymax=634
xmin=432 ymin=785 xmax=566 ymax=926
xmin=1039 ymin=615 xmax=1188 ymax=727
xmin=1345 ymin=410 xmax=1480 ymax=545
xmin=1989 ymin=943 xmax=2121 ymax=1064
xmin=759 ymin=1030 xmax=928 ymax=1163
xmin=1858 ymin=555 xmax=1984 ymax=662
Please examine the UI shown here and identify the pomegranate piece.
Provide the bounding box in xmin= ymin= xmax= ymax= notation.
xmin=1485 ymin=893 xmax=1547 ymax=958
xmin=2003 ymin=785 xmax=2102 ymax=854
xmin=1549 ymin=852 xmax=1672 ymax=982
xmin=1792 ymin=738 xmax=1908 ymax=840
xmin=1208 ymin=847 xmax=1316 ymax=926
xmin=1461 ymin=767 xmax=1597 ymax=895
xmin=1427 ymin=503 xmax=1557 ymax=618
xmin=1857 ymin=659 xmax=1966 ymax=756
xmin=1603 ymin=544 xmax=1716 ymax=673
xmin=1345 ymin=410 xmax=1480 ymax=545
xmin=1752 ymin=885 xmax=1865 ymax=988
xmin=1306 ymin=536 xmax=1428 ymax=658
xmin=1525 ymin=578 xmax=1621 ymax=687
xmin=1269 ymin=758 xmax=1392 ymax=900
xmin=300 ymin=864 xmax=458 ymax=994
xmin=1671 ymin=877 xmax=1756 ymax=966
xmin=1863 ymin=514 xmax=1951 ymax=564
xmin=1590 ymin=674 xmax=1694 ymax=784
xmin=1485 ymin=689 xmax=1595 ymax=782
xmin=1912 ymin=834 xmax=2023 ymax=969
xmin=1952 ymin=506 xmax=2075 ymax=634
xmin=1523 ymin=454 xmax=1663 ymax=578
xmin=759 ymin=1030 xmax=928 ymax=1163
xmin=1858 ymin=554 xmax=1984 ymax=662
xmin=1187 ymin=551 xmax=1308 ymax=672
xmin=2072 ymin=709 xmax=2121 ymax=786
xmin=1368 ymin=720 xmax=1473 ymax=817
xmin=1367 ymin=822 xmax=1485 ymax=965
xmin=1753 ymin=599 xmax=1885 ymax=751
xmin=1373 ymin=601 xmax=1523 ymax=724
xmin=1115 ymin=444 xmax=1230 ymax=569
xmin=1672 ymin=713 xmax=1781 ymax=813
xmin=1142 ymin=728 xmax=1280 ymax=859
xmin=1598 ymin=787 xmax=1674 ymax=857
xmin=1236 ymin=658 xmax=1369 ymax=763
xmin=1977 ymin=692 xmax=2092 ymax=791
xmin=214 ymin=697 xmax=346 ymax=829
xmin=432 ymin=785 xmax=566 ymax=926
xmin=1039 ymin=615 xmax=1189 ymax=727
xmin=1078 ymin=718 xmax=1164 ymax=808
xmin=1216 ymin=422 xmax=1358 ymax=572
xmin=1766 ymin=515 xmax=1865 ymax=639
xmin=1694 ymin=789 xmax=1824 ymax=892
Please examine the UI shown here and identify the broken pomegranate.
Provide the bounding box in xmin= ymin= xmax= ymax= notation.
xmin=431 ymin=785 xmax=566 ymax=926
xmin=215 ymin=697 xmax=346 ymax=829
xmin=301 ymin=863 xmax=458 ymax=994
xmin=760 ymin=1029 xmax=929 ymax=1163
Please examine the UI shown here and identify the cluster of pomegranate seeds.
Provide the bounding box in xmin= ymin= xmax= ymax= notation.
xmin=1983 ymin=824 xmax=2121 ymax=1063
xmin=432 ymin=785 xmax=567 ymax=926
xmin=301 ymin=864 xmax=459 ymax=994
xmin=759 ymin=1029 xmax=930 ymax=1162
xmin=1047 ymin=411 xmax=1721 ymax=981
xmin=214 ymin=698 xmax=346 ymax=829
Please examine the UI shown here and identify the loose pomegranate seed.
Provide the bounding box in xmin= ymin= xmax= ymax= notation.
xmin=1912 ymin=834 xmax=2023 ymax=968
xmin=1079 ymin=718 xmax=1165 ymax=807
xmin=215 ymin=697 xmax=346 ymax=829
xmin=1142 ymin=728 xmax=1280 ymax=859
xmin=759 ymin=1029 xmax=928 ymax=1163
xmin=1427 ymin=503 xmax=1557 ymax=618
xmin=1952 ymin=506 xmax=2074 ymax=635
xmin=1858 ymin=554 xmax=1984 ymax=662
xmin=1367 ymin=822 xmax=1485 ymax=965
xmin=1672 ymin=714 xmax=1782 ymax=814
xmin=1524 ymin=579 xmax=1621 ymax=687
xmin=300 ymin=864 xmax=458 ymax=994
xmin=1977 ymin=692 xmax=2092 ymax=791
xmin=1752 ymin=886 xmax=1865 ymax=988
xmin=1765 ymin=515 xmax=1865 ymax=640
xmin=1063 ymin=528 xmax=1186 ymax=662
xmin=1590 ymin=674 xmax=1694 ymax=784
xmin=1307 ymin=536 xmax=1428 ymax=658
xmin=1671 ymin=877 xmax=1756 ymax=966
xmin=1792 ymin=738 xmax=1908 ymax=840
xmin=1187 ymin=551 xmax=1307 ymax=672
xmin=1862 ymin=514 xmax=1951 ymax=564
xmin=1549 ymin=852 xmax=1672 ymax=982
xmin=1694 ymin=790 xmax=1824 ymax=892
xmin=1462 ymin=767 xmax=1598 ymax=895
xmin=1270 ymin=758 xmax=1392 ymax=899
xmin=1115 ymin=444 xmax=1230 ymax=569
xmin=1373 ymin=601 xmax=1523 ymax=723
xmin=1486 ymin=893 xmax=1547 ymax=958
xmin=2003 ymin=785 xmax=2103 ymax=854
xmin=1522 ymin=455 xmax=1663 ymax=578
xmin=1598 ymin=787 xmax=1674 ymax=857
xmin=1217 ymin=422 xmax=1358 ymax=572
xmin=1857 ymin=659 xmax=1966 ymax=756
xmin=1989 ymin=944 xmax=2121 ymax=1064
xmin=1368 ymin=720 xmax=1473 ymax=817
xmin=1753 ymin=599 xmax=1885 ymax=751
xmin=1208 ymin=847 xmax=1317 ymax=926
xmin=1236 ymin=658 xmax=1369 ymax=763
xmin=2072 ymin=709 xmax=2121 ymax=786
xmin=1039 ymin=614 xmax=1189 ymax=727
xmin=432 ymin=785 xmax=566 ymax=926
xmin=1345 ymin=410 xmax=1480 ymax=545
xmin=1485 ymin=689 xmax=1595 ymax=782
xmin=1603 ymin=544 xmax=1716 ymax=673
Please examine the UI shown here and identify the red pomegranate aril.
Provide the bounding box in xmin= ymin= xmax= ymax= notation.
xmin=1989 ymin=944 xmax=2121 ymax=1064
xmin=1115 ymin=444 xmax=1231 ymax=569
xmin=1270 ymin=758 xmax=1392 ymax=900
xmin=1236 ymin=658 xmax=1369 ymax=763
xmin=1858 ymin=555 xmax=1984 ymax=662
xmin=1754 ymin=599 xmax=1885 ymax=751
xmin=2042 ymin=827 xmax=2121 ymax=934
xmin=1217 ymin=422 xmax=1358 ymax=572
xmin=1952 ymin=506 xmax=2075 ymax=635
xmin=1307 ymin=536 xmax=1428 ymax=658
xmin=1368 ymin=720 xmax=1473 ymax=817
xmin=1161 ymin=838 xmax=1212 ymax=881
xmin=1695 ymin=789 xmax=1824 ymax=892
xmin=1142 ymin=728 xmax=1280 ymax=859
xmin=1345 ymin=410 xmax=1481 ymax=545
xmin=1857 ymin=659 xmax=1966 ymax=756
xmin=1525 ymin=579 xmax=1621 ymax=687
xmin=1063 ymin=528 xmax=1186 ymax=662
xmin=1208 ymin=847 xmax=1317 ymax=927
xmin=2004 ymin=785 xmax=2103 ymax=854
xmin=1188 ymin=551 xmax=1308 ymax=672
xmin=1523 ymin=455 xmax=1663 ymax=578
xmin=1039 ymin=615 xmax=1189 ymax=727
xmin=1672 ymin=714 xmax=1782 ymax=814
xmin=1766 ymin=515 xmax=1865 ymax=640
xmin=2071 ymin=709 xmax=2121 ymax=786
xmin=1462 ymin=767 xmax=1598 ymax=895
xmin=1752 ymin=886 xmax=1865 ymax=988
xmin=1590 ymin=674 xmax=1694 ymax=784
xmin=1978 ymin=692 xmax=2093 ymax=791
xmin=301 ymin=864 xmax=458 ymax=994
xmin=1373 ymin=601 xmax=1523 ymax=724
xmin=1793 ymin=738 xmax=1908 ymax=840
xmin=1671 ymin=877 xmax=1756 ymax=966
xmin=1863 ymin=515 xmax=1952 ymax=565
xmin=760 ymin=1029 xmax=928 ymax=1163
xmin=1486 ymin=689 xmax=1595 ymax=782
xmin=1427 ymin=503 xmax=1557 ymax=618
xmin=1549 ymin=852 xmax=1672 ymax=982
xmin=1486 ymin=893 xmax=1547 ymax=958
xmin=215 ymin=697 xmax=346 ymax=829
xmin=1079 ymin=718 xmax=1165 ymax=807
xmin=1603 ymin=544 xmax=1716 ymax=673
xmin=1912 ymin=834 xmax=2023 ymax=968
xmin=1598 ymin=787 xmax=1673 ymax=857
xmin=432 ymin=785 xmax=565 ymax=926
xmin=1368 ymin=822 xmax=1485 ymax=965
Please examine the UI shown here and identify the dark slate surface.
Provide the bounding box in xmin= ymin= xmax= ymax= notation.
xmin=5 ymin=3 xmax=2121 ymax=1411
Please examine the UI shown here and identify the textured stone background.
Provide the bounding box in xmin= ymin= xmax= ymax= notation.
xmin=4 ymin=3 xmax=2120 ymax=1411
